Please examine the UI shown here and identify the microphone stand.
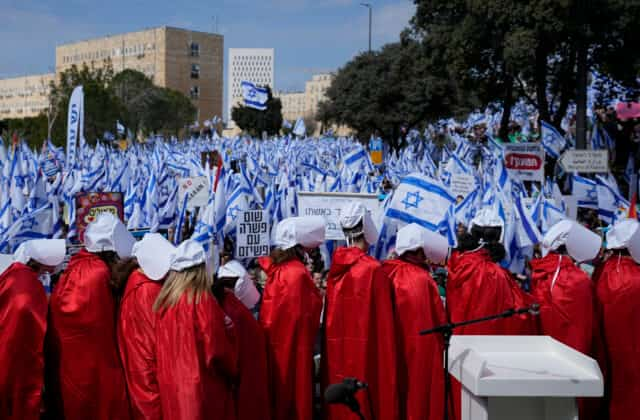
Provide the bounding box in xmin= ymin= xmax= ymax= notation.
xmin=419 ymin=306 xmax=537 ymax=420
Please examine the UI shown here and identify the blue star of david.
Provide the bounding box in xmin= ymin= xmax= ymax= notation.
xmin=22 ymin=217 xmax=36 ymax=231
xmin=587 ymin=189 xmax=597 ymax=200
xmin=248 ymin=89 xmax=257 ymax=99
xmin=401 ymin=191 xmax=424 ymax=210
xmin=228 ymin=205 xmax=242 ymax=220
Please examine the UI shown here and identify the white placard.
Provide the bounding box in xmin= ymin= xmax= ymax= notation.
xmin=558 ymin=150 xmax=609 ymax=173
xmin=450 ymin=173 xmax=477 ymax=199
xmin=178 ymin=176 xmax=210 ymax=210
xmin=297 ymin=192 xmax=381 ymax=240
xmin=503 ymin=143 xmax=545 ymax=182
xmin=236 ymin=210 xmax=270 ymax=258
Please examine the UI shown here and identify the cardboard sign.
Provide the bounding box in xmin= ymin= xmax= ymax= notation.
xmin=369 ymin=137 xmax=384 ymax=166
xmin=503 ymin=143 xmax=545 ymax=182
xmin=450 ymin=173 xmax=477 ymax=199
xmin=558 ymin=150 xmax=609 ymax=173
xmin=236 ymin=210 xmax=270 ymax=258
xmin=297 ymin=192 xmax=381 ymax=240
xmin=75 ymin=192 xmax=124 ymax=242
xmin=178 ymin=177 xmax=210 ymax=210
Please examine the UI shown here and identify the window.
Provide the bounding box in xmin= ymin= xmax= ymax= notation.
xmin=191 ymin=63 xmax=200 ymax=79
xmin=190 ymin=42 xmax=200 ymax=57
xmin=190 ymin=86 xmax=200 ymax=99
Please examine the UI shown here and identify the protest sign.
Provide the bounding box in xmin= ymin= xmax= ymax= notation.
xmin=236 ymin=210 xmax=270 ymax=258
xmin=616 ymin=102 xmax=640 ymax=121
xmin=178 ymin=177 xmax=210 ymax=209
xmin=558 ymin=150 xmax=609 ymax=173
xmin=504 ymin=143 xmax=545 ymax=182
xmin=298 ymin=192 xmax=381 ymax=240
xmin=369 ymin=137 xmax=384 ymax=166
xmin=75 ymin=192 xmax=124 ymax=242
xmin=450 ymin=173 xmax=477 ymax=199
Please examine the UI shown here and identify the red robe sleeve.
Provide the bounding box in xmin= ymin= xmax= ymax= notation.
xmin=323 ymin=247 xmax=398 ymax=420
xmin=0 ymin=263 xmax=47 ymax=420
xmin=47 ymin=250 xmax=130 ymax=420
xmin=530 ymin=253 xmax=594 ymax=354
xmin=384 ymin=259 xmax=447 ymax=420
xmin=156 ymin=292 xmax=238 ymax=420
xmin=221 ymin=291 xmax=271 ymax=420
xmin=117 ymin=270 xmax=163 ymax=420
xmin=259 ymin=258 xmax=322 ymax=420
xmin=595 ymin=256 xmax=640 ymax=420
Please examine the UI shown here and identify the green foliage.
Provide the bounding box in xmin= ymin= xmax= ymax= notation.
xmin=231 ymin=87 xmax=283 ymax=137
xmin=0 ymin=115 xmax=48 ymax=148
xmin=319 ymin=40 xmax=459 ymax=147
xmin=49 ymin=63 xmax=121 ymax=146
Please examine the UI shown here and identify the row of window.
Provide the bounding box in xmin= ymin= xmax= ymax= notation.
xmin=0 ymin=87 xmax=49 ymax=97
xmin=61 ymin=43 xmax=157 ymax=65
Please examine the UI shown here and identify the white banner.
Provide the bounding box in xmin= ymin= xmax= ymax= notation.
xmin=66 ymin=85 xmax=84 ymax=168
xmin=236 ymin=210 xmax=270 ymax=258
xmin=503 ymin=142 xmax=545 ymax=182
xmin=178 ymin=176 xmax=210 ymax=210
xmin=298 ymin=192 xmax=381 ymax=240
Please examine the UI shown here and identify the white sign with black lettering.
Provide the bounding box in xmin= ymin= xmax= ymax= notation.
xmin=178 ymin=176 xmax=210 ymax=210
xmin=450 ymin=173 xmax=477 ymax=199
xmin=298 ymin=192 xmax=381 ymax=240
xmin=236 ymin=210 xmax=270 ymax=258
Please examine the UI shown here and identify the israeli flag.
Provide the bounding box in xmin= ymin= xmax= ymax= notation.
xmin=386 ymin=173 xmax=455 ymax=231
xmin=541 ymin=121 xmax=566 ymax=159
xmin=293 ymin=118 xmax=306 ymax=137
xmin=117 ymin=120 xmax=125 ymax=135
xmin=572 ymin=175 xmax=598 ymax=209
xmin=342 ymin=147 xmax=367 ymax=172
xmin=241 ymin=81 xmax=268 ymax=111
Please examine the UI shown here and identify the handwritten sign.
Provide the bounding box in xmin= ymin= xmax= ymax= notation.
xmin=450 ymin=173 xmax=477 ymax=199
xmin=236 ymin=210 xmax=270 ymax=258
xmin=558 ymin=150 xmax=609 ymax=173
xmin=75 ymin=192 xmax=124 ymax=242
xmin=504 ymin=143 xmax=545 ymax=182
xmin=178 ymin=177 xmax=210 ymax=210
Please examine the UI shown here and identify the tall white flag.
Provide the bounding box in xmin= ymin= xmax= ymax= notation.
xmin=66 ymin=85 xmax=84 ymax=168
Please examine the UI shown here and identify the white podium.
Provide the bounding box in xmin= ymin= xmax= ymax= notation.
xmin=448 ymin=336 xmax=603 ymax=420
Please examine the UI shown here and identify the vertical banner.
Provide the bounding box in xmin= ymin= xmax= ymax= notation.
xmin=66 ymin=85 xmax=84 ymax=168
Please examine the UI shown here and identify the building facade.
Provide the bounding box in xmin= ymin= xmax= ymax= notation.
xmin=304 ymin=73 xmax=333 ymax=119
xmin=274 ymin=91 xmax=306 ymax=123
xmin=227 ymin=48 xmax=275 ymax=126
xmin=0 ymin=73 xmax=54 ymax=119
xmin=55 ymin=26 xmax=224 ymax=124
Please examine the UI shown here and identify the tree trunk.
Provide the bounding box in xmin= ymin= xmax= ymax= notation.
xmin=551 ymin=46 xmax=577 ymax=132
xmin=498 ymin=77 xmax=514 ymax=142
xmin=535 ymin=43 xmax=551 ymax=124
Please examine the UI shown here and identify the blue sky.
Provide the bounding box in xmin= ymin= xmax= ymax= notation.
xmin=0 ymin=0 xmax=415 ymax=93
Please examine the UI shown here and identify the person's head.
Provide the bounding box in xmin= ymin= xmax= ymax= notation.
xmin=606 ymin=218 xmax=640 ymax=263
xmin=216 ymin=259 xmax=260 ymax=309
xmin=271 ymin=216 xmax=326 ymax=264
xmin=395 ymin=223 xmax=449 ymax=266
xmin=220 ymin=236 xmax=235 ymax=266
xmin=339 ymin=202 xmax=378 ymax=251
xmin=153 ymin=240 xmax=210 ymax=312
xmin=84 ymin=213 xmax=135 ymax=263
xmin=14 ymin=239 xmax=66 ymax=276
xmin=542 ymin=219 xmax=601 ymax=263
xmin=463 ymin=207 xmax=506 ymax=262
xmin=456 ymin=195 xmax=464 ymax=204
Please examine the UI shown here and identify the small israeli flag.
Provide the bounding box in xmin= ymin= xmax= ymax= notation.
xmin=116 ymin=121 xmax=125 ymax=135
xmin=293 ymin=118 xmax=306 ymax=137
xmin=241 ymin=81 xmax=268 ymax=111
xmin=541 ymin=121 xmax=566 ymax=159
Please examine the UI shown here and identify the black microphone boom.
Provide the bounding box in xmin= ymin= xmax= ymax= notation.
xmin=324 ymin=378 xmax=371 ymax=420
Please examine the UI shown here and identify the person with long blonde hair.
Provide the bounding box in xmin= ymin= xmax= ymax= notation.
xmin=154 ymin=240 xmax=238 ymax=420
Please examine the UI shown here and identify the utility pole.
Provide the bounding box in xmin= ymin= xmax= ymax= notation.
xmin=360 ymin=3 xmax=372 ymax=53
xmin=575 ymin=0 xmax=590 ymax=149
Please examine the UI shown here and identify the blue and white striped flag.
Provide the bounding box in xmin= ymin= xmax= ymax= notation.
xmin=541 ymin=121 xmax=566 ymax=159
xmin=241 ymin=81 xmax=268 ymax=111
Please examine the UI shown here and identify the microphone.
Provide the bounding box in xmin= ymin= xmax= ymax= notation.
xmin=528 ymin=303 xmax=540 ymax=316
xmin=324 ymin=378 xmax=370 ymax=420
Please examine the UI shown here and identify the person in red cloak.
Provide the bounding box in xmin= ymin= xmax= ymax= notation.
xmin=154 ymin=240 xmax=238 ymax=420
xmin=0 ymin=239 xmax=65 ymax=420
xmin=259 ymin=216 xmax=325 ymax=420
xmin=323 ymin=202 xmax=398 ymax=420
xmin=381 ymin=223 xmax=449 ymax=420
xmin=118 ymin=233 xmax=177 ymax=420
xmin=447 ymin=209 xmax=537 ymax=419
xmin=47 ymin=213 xmax=134 ymax=420
xmin=594 ymin=218 xmax=640 ymax=420
xmin=530 ymin=220 xmax=601 ymax=354
xmin=215 ymin=260 xmax=270 ymax=420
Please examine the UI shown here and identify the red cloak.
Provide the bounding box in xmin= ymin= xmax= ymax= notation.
xmin=118 ymin=270 xmax=163 ymax=420
xmin=530 ymin=253 xmax=594 ymax=354
xmin=594 ymin=255 xmax=640 ymax=420
xmin=47 ymin=249 xmax=130 ymax=420
xmin=258 ymin=256 xmax=322 ymax=420
xmin=323 ymin=247 xmax=398 ymax=420
xmin=381 ymin=258 xmax=447 ymax=420
xmin=219 ymin=290 xmax=270 ymax=420
xmin=0 ymin=263 xmax=48 ymax=420
xmin=155 ymin=291 xmax=238 ymax=420
xmin=447 ymin=249 xmax=537 ymax=420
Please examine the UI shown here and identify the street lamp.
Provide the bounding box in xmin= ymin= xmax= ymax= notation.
xmin=360 ymin=3 xmax=372 ymax=53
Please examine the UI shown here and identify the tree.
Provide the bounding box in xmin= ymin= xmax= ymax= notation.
xmin=111 ymin=69 xmax=159 ymax=137
xmin=144 ymin=88 xmax=197 ymax=136
xmin=1 ymin=115 xmax=48 ymax=148
xmin=231 ymin=87 xmax=283 ymax=137
xmin=319 ymin=40 xmax=459 ymax=148
xmin=49 ymin=63 xmax=121 ymax=146
xmin=410 ymin=0 xmax=640 ymax=140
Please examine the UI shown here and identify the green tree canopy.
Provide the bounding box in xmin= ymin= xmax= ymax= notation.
xmin=231 ymin=87 xmax=283 ymax=137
